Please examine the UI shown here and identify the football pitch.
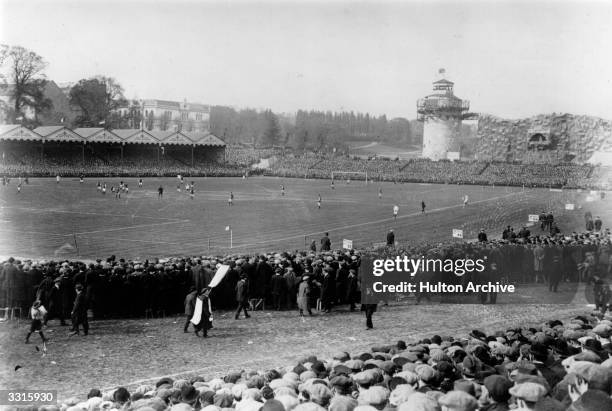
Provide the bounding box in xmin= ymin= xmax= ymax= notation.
xmin=0 ymin=176 xmax=608 ymax=260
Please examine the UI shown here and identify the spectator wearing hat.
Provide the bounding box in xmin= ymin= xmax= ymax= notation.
xmin=567 ymin=389 xmax=612 ymax=411
xmin=480 ymin=375 xmax=512 ymax=411
xmin=508 ymin=382 xmax=546 ymax=410
xmin=386 ymin=230 xmax=395 ymax=247
xmin=361 ymin=303 xmax=377 ymax=330
xmin=321 ymin=233 xmax=331 ymax=252
xmin=192 ymin=260 xmax=206 ymax=294
xmin=235 ymin=274 xmax=251 ymax=320
xmin=70 ymin=283 xmax=88 ymax=336
xmin=330 ymin=376 xmax=354 ymax=398
xmin=113 ymin=387 xmax=131 ymax=408
xmin=438 ymin=391 xmax=478 ymax=411
xmin=346 ymin=269 xmax=359 ymax=312
xmin=298 ymin=275 xmax=313 ymax=316
xmin=357 ymin=386 xmax=389 ymax=410
xmin=271 ymin=268 xmax=287 ymax=311
xmin=529 ymin=343 xmax=565 ymax=389
xmin=194 ymin=288 xmax=213 ymax=338
xmin=0 ymin=257 xmax=19 ymax=320
xmin=43 ymin=276 xmax=67 ymax=326
xmin=321 ymin=267 xmax=336 ymax=313
xmin=184 ymin=286 xmax=198 ymax=333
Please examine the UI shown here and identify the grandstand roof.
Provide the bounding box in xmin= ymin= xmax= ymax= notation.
xmin=148 ymin=130 xmax=174 ymax=141
xmin=115 ymin=129 xmax=160 ymax=145
xmin=0 ymin=125 xmax=42 ymax=141
xmin=34 ymin=126 xmax=83 ymax=142
xmin=161 ymin=131 xmax=195 ymax=146
xmin=186 ymin=132 xmax=226 ymax=147
xmin=73 ymin=128 xmax=123 ymax=143
xmin=196 ymin=133 xmax=225 ymax=147
xmin=111 ymin=129 xmax=139 ymax=139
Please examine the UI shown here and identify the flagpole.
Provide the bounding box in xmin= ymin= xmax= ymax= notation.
xmin=230 ymin=229 xmax=233 ymax=249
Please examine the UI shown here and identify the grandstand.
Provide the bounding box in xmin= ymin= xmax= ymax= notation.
xmin=0 ymin=125 xmax=227 ymax=177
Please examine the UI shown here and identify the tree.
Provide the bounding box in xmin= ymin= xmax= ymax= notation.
xmin=69 ymin=76 xmax=126 ymax=127
xmin=261 ymin=110 xmax=281 ymax=147
xmin=0 ymin=45 xmax=52 ymax=124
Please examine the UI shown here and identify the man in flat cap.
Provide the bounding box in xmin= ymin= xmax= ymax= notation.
xmin=438 ymin=391 xmax=478 ymax=411
xmin=70 ymin=283 xmax=88 ymax=336
xmin=508 ymin=382 xmax=547 ymax=410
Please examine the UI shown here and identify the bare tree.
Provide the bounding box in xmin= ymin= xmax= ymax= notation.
xmin=1 ymin=45 xmax=52 ymax=124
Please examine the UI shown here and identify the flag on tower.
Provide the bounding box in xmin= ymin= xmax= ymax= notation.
xmin=225 ymin=226 xmax=230 ymax=231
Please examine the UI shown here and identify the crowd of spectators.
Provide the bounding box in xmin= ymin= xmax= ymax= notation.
xmin=226 ymin=146 xmax=282 ymax=167
xmin=32 ymin=302 xmax=612 ymax=411
xmin=2 ymin=228 xmax=610 ymax=323
xmin=0 ymin=145 xmax=610 ymax=188
xmin=476 ymin=164 xmax=594 ymax=189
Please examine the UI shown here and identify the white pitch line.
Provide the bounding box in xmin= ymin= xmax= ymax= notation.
xmin=76 ymin=235 xmax=184 ymax=245
xmin=73 ymin=219 xmax=190 ymax=235
xmin=0 ymin=205 xmax=184 ymax=221
xmin=234 ymin=191 xmax=520 ymax=249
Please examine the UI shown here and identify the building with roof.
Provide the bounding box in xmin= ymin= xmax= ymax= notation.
xmin=0 ymin=81 xmax=77 ymax=126
xmin=116 ymin=99 xmax=210 ymax=133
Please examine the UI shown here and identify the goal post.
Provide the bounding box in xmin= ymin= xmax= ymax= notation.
xmin=331 ymin=171 xmax=368 ymax=183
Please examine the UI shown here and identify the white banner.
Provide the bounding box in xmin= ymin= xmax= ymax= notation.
xmin=565 ymin=203 xmax=575 ymax=210
xmin=342 ymin=239 xmax=353 ymax=250
xmin=190 ymin=298 xmax=202 ymax=325
xmin=549 ymin=188 xmax=563 ymax=192
xmin=208 ymin=264 xmax=230 ymax=288
xmin=585 ymin=196 xmax=595 ymax=202
xmin=452 ymin=229 xmax=464 ymax=239
xmin=590 ymin=190 xmax=598 ymax=195
xmin=528 ymin=214 xmax=540 ymax=222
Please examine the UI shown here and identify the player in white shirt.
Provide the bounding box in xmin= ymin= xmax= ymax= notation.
xmin=228 ymin=192 xmax=234 ymax=206
xmin=463 ymin=195 xmax=469 ymax=208
xmin=378 ymin=187 xmax=383 ymax=199
xmin=317 ymin=194 xmax=322 ymax=209
xmin=25 ymin=301 xmax=48 ymax=344
xmin=393 ymin=204 xmax=399 ymax=220
xmin=138 ymin=178 xmax=143 ymax=187
xmin=56 ymin=175 xmax=60 ymax=184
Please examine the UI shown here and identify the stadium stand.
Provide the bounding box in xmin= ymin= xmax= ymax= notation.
xmin=0 ymin=125 xmax=610 ymax=187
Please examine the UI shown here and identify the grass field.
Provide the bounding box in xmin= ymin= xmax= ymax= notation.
xmin=0 ymin=176 xmax=609 ymax=260
xmin=0 ymin=176 xmax=608 ymax=399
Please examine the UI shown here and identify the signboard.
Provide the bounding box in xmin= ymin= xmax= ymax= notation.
xmin=452 ymin=229 xmax=464 ymax=239
xmin=342 ymin=239 xmax=353 ymax=250
xmin=208 ymin=264 xmax=230 ymax=288
xmin=565 ymin=204 xmax=575 ymax=210
xmin=528 ymin=214 xmax=540 ymax=222
xmin=549 ymin=188 xmax=563 ymax=192
xmin=590 ymin=190 xmax=599 ymax=195
xmin=585 ymin=195 xmax=595 ymax=202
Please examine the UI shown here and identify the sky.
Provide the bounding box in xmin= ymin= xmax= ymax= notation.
xmin=1 ymin=0 xmax=612 ymax=120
